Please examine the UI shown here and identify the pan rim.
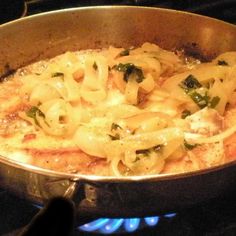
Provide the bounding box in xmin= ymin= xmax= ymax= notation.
xmin=0 ymin=5 xmax=236 ymax=29
xmin=1 ymin=153 xmax=235 ymax=182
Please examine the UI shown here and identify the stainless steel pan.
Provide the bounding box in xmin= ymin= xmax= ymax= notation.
xmin=0 ymin=6 xmax=236 ymax=218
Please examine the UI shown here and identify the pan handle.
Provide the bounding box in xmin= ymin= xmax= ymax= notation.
xmin=40 ymin=177 xmax=84 ymax=200
xmin=44 ymin=178 xmax=98 ymax=226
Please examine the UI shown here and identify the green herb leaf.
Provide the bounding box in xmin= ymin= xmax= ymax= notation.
xmin=179 ymin=75 xmax=221 ymax=110
xmin=179 ymin=74 xmax=202 ymax=92
xmin=93 ymin=62 xmax=98 ymax=70
xmin=152 ymin=145 xmax=163 ymax=152
xmin=217 ymin=60 xmax=228 ymax=66
xmin=188 ymin=91 xmax=210 ymax=109
xmin=184 ymin=140 xmax=198 ymax=150
xmin=209 ymin=96 xmax=220 ymax=108
xmin=113 ymin=63 xmax=144 ymax=83
xmin=181 ymin=109 xmax=191 ymax=119
xmin=26 ymin=106 xmax=45 ymax=127
xmin=135 ymin=145 xmax=163 ymax=157
xmin=51 ymin=72 xmax=64 ymax=78
xmin=136 ymin=148 xmax=151 ymax=156
xmin=111 ymin=123 xmax=122 ymax=131
xmin=119 ymin=49 xmax=130 ymax=57
xmin=108 ymin=134 xmax=120 ymax=140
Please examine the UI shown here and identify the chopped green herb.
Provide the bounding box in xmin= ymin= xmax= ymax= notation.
xmin=111 ymin=123 xmax=122 ymax=131
xmin=51 ymin=72 xmax=64 ymax=78
xmin=209 ymin=96 xmax=220 ymax=108
xmin=152 ymin=145 xmax=163 ymax=152
xmin=188 ymin=91 xmax=210 ymax=109
xmin=217 ymin=60 xmax=228 ymax=66
xmin=136 ymin=149 xmax=150 ymax=156
xmin=113 ymin=63 xmax=144 ymax=83
xmin=108 ymin=134 xmax=120 ymax=140
xmin=184 ymin=140 xmax=198 ymax=150
xmin=181 ymin=109 xmax=191 ymax=119
xmin=93 ymin=62 xmax=98 ymax=70
xmin=119 ymin=49 xmax=130 ymax=57
xmin=179 ymin=76 xmax=219 ymax=109
xmin=26 ymin=106 xmax=45 ymax=127
xmin=136 ymin=145 xmax=163 ymax=157
xmin=134 ymin=156 xmax=141 ymax=162
xmin=134 ymin=145 xmax=162 ymax=162
xmin=179 ymin=74 xmax=202 ymax=92
xmin=109 ymin=123 xmax=123 ymax=140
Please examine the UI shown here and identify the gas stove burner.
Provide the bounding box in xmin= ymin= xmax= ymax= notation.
xmin=32 ymin=202 xmax=177 ymax=234
xmin=79 ymin=213 xmax=177 ymax=234
xmin=1 ymin=189 xmax=236 ymax=235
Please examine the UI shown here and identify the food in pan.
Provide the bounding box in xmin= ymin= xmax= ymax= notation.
xmin=1 ymin=42 xmax=236 ymax=176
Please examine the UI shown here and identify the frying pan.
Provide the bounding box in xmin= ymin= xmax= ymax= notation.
xmin=0 ymin=6 xmax=236 ymax=219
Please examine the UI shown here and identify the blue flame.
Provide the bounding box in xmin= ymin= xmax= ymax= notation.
xmin=79 ymin=218 xmax=110 ymax=232
xmin=124 ymin=218 xmax=141 ymax=232
xmin=79 ymin=213 xmax=176 ymax=234
xmin=99 ymin=219 xmax=124 ymax=234
xmin=33 ymin=201 xmax=176 ymax=234
xmin=35 ymin=202 xmax=176 ymax=234
xmin=164 ymin=213 xmax=177 ymax=218
xmin=144 ymin=216 xmax=160 ymax=226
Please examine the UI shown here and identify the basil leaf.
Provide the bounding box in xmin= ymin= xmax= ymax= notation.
xmin=113 ymin=63 xmax=144 ymax=83
xmin=93 ymin=62 xmax=98 ymax=70
xmin=26 ymin=106 xmax=45 ymax=127
xmin=179 ymin=76 xmax=220 ymax=110
xmin=217 ymin=60 xmax=228 ymax=66
xmin=136 ymin=149 xmax=150 ymax=156
xmin=184 ymin=140 xmax=198 ymax=150
xmin=51 ymin=72 xmax=64 ymax=78
xmin=108 ymin=134 xmax=120 ymax=140
xmin=179 ymin=74 xmax=202 ymax=92
xmin=119 ymin=49 xmax=130 ymax=57
xmin=136 ymin=145 xmax=163 ymax=156
xmin=209 ymin=96 xmax=220 ymax=108
xmin=188 ymin=91 xmax=210 ymax=109
xmin=111 ymin=123 xmax=122 ymax=131
xmin=181 ymin=109 xmax=191 ymax=119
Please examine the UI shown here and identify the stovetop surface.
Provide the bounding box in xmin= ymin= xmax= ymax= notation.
xmin=1 ymin=188 xmax=236 ymax=236
xmin=1 ymin=1 xmax=236 ymax=235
